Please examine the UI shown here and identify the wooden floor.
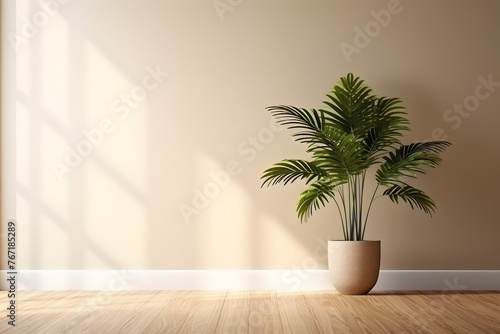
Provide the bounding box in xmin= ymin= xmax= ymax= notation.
xmin=0 ymin=290 xmax=499 ymax=333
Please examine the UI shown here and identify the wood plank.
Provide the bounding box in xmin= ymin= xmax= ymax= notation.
xmin=247 ymin=291 xmax=283 ymax=334
xmin=0 ymin=290 xmax=101 ymax=333
xmin=176 ymin=291 xmax=227 ymax=334
xmin=214 ymin=291 xmax=283 ymax=334
xmin=43 ymin=290 xmax=143 ymax=334
xmin=1 ymin=290 xmax=499 ymax=333
xmin=141 ymin=290 xmax=204 ymax=334
xmin=214 ymin=290 xmax=253 ymax=334
xmin=402 ymin=291 xmax=481 ymax=333
xmin=347 ymin=292 xmax=423 ymax=333
xmin=466 ymin=290 xmax=500 ymax=310
xmin=368 ymin=291 xmax=437 ymax=333
xmin=0 ymin=290 xmax=59 ymax=332
xmin=414 ymin=291 xmax=500 ymax=333
xmin=302 ymin=291 xmax=353 ymax=333
xmin=326 ymin=293 xmax=386 ymax=333
xmin=276 ymin=292 xmax=320 ymax=333
xmin=55 ymin=290 xmax=164 ymax=334
xmin=114 ymin=290 xmax=175 ymax=333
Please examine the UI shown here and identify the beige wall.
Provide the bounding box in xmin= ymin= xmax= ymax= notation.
xmin=2 ymin=0 xmax=500 ymax=270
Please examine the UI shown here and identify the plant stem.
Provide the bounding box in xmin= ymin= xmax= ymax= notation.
xmin=332 ymin=193 xmax=347 ymax=240
xmin=339 ymin=184 xmax=348 ymax=240
xmin=359 ymin=172 xmax=366 ymax=240
xmin=355 ymin=175 xmax=359 ymax=240
xmin=348 ymin=176 xmax=354 ymax=240
xmin=361 ymin=183 xmax=380 ymax=240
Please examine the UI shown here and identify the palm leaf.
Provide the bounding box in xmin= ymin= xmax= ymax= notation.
xmin=311 ymin=127 xmax=368 ymax=178
xmin=267 ymin=105 xmax=324 ymax=144
xmin=363 ymin=97 xmax=410 ymax=163
xmin=376 ymin=141 xmax=451 ymax=187
xmin=297 ymin=180 xmax=336 ymax=223
xmin=383 ymin=184 xmax=436 ymax=215
xmin=321 ymin=73 xmax=374 ymax=136
xmin=261 ymin=159 xmax=327 ymax=187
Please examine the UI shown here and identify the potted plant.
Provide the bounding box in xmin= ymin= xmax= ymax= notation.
xmin=261 ymin=73 xmax=451 ymax=294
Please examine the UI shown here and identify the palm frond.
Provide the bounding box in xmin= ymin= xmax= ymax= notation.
xmin=311 ymin=127 xmax=368 ymax=178
xmin=320 ymin=73 xmax=374 ymax=137
xmin=376 ymin=141 xmax=451 ymax=187
xmin=297 ymin=180 xmax=336 ymax=223
xmin=267 ymin=105 xmax=324 ymax=144
xmin=363 ymin=97 xmax=410 ymax=163
xmin=383 ymin=184 xmax=437 ymax=215
xmin=261 ymin=159 xmax=327 ymax=187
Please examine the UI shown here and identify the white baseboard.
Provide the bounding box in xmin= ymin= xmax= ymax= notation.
xmin=1 ymin=270 xmax=499 ymax=291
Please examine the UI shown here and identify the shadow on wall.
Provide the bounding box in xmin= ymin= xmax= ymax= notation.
xmin=11 ymin=0 xmax=500 ymax=275
xmin=15 ymin=0 xmax=334 ymax=274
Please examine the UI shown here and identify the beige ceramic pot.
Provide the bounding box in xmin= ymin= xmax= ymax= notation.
xmin=328 ymin=240 xmax=381 ymax=295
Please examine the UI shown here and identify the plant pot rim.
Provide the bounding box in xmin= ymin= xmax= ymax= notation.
xmin=328 ymin=240 xmax=381 ymax=243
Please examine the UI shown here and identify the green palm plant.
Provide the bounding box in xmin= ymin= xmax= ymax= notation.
xmin=261 ymin=73 xmax=451 ymax=241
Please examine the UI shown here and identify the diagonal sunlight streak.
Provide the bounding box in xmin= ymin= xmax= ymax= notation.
xmin=16 ymin=92 xmax=147 ymax=205
xmin=83 ymin=154 xmax=146 ymax=206
xmin=15 ymin=1 xmax=152 ymax=271
xmin=16 ymin=182 xmax=122 ymax=270
xmin=16 ymin=90 xmax=74 ymax=151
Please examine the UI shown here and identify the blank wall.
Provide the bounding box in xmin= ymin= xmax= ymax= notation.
xmin=1 ymin=0 xmax=499 ymax=271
